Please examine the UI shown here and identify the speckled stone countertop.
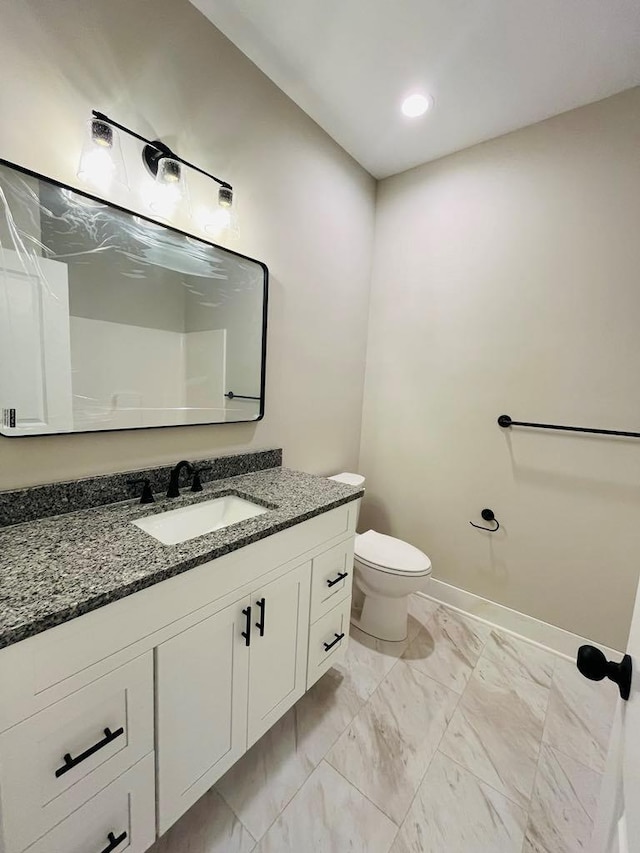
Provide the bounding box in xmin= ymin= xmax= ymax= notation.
xmin=0 ymin=468 xmax=363 ymax=650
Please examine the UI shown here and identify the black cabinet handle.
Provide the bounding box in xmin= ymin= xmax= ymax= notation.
xmin=576 ymin=645 xmax=632 ymax=700
xmin=241 ymin=606 xmax=252 ymax=647
xmin=255 ymin=598 xmax=266 ymax=637
xmin=100 ymin=830 xmax=128 ymax=853
xmin=326 ymin=571 xmax=348 ymax=588
xmin=323 ymin=632 xmax=345 ymax=652
xmin=55 ymin=726 xmax=125 ymax=779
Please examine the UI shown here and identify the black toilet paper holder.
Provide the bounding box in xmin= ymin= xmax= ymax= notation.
xmin=470 ymin=508 xmax=500 ymax=532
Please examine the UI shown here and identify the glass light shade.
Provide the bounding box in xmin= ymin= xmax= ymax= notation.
xmin=77 ymin=118 xmax=128 ymax=192
xmin=146 ymin=156 xmax=185 ymax=218
xmin=195 ymin=198 xmax=239 ymax=240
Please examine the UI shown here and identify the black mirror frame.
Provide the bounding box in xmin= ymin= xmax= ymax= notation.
xmin=0 ymin=157 xmax=268 ymax=438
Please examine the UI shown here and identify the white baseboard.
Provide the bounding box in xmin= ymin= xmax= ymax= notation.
xmin=419 ymin=578 xmax=621 ymax=661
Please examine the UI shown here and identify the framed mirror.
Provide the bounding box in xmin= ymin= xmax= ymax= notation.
xmin=0 ymin=159 xmax=267 ymax=436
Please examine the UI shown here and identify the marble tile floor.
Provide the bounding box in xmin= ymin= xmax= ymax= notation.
xmin=148 ymin=595 xmax=616 ymax=853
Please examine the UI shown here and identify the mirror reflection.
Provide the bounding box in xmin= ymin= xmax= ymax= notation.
xmin=0 ymin=160 xmax=267 ymax=436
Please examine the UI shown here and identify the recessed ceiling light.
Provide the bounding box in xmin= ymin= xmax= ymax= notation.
xmin=401 ymin=93 xmax=433 ymax=118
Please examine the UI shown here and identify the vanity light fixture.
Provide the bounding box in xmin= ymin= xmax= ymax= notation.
xmin=77 ymin=116 xmax=128 ymax=192
xmin=81 ymin=110 xmax=234 ymax=233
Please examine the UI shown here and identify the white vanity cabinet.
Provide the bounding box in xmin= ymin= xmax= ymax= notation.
xmin=156 ymin=558 xmax=312 ymax=831
xmin=0 ymin=499 xmax=359 ymax=853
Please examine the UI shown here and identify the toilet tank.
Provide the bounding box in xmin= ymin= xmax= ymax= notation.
xmin=327 ymin=472 xmax=366 ymax=488
xmin=327 ymin=473 xmax=365 ymax=529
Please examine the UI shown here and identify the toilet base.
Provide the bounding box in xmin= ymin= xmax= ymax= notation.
xmin=352 ymin=593 xmax=409 ymax=642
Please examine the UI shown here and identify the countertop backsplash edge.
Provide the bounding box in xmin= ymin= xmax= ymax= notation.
xmin=0 ymin=448 xmax=283 ymax=528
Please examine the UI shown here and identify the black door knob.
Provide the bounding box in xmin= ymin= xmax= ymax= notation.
xmin=576 ymin=645 xmax=632 ymax=701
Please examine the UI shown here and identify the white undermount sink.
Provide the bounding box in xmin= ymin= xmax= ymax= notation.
xmin=132 ymin=495 xmax=269 ymax=545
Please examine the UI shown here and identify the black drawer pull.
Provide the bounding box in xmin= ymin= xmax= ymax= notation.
xmin=55 ymin=726 xmax=125 ymax=779
xmin=100 ymin=830 xmax=128 ymax=853
xmin=326 ymin=571 xmax=348 ymax=588
xmin=255 ymin=597 xmax=266 ymax=637
xmin=323 ymin=632 xmax=345 ymax=652
xmin=241 ymin=606 xmax=252 ymax=646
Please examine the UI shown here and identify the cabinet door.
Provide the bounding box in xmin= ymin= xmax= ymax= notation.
xmin=247 ymin=562 xmax=311 ymax=747
xmin=156 ymin=597 xmax=250 ymax=833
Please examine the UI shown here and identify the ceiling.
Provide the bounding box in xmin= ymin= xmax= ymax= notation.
xmin=189 ymin=0 xmax=640 ymax=179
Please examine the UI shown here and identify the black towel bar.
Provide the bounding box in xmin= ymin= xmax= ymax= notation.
xmin=498 ymin=414 xmax=640 ymax=440
xmin=225 ymin=391 xmax=261 ymax=401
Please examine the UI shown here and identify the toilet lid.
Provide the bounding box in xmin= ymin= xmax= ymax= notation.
xmin=355 ymin=530 xmax=431 ymax=575
xmin=328 ymin=472 xmax=366 ymax=487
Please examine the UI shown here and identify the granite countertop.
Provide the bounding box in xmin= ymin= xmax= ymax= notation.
xmin=0 ymin=468 xmax=363 ymax=649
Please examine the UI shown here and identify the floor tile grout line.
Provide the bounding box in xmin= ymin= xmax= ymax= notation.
xmin=234 ymin=682 xmax=369 ymax=847
xmin=540 ymin=656 xmax=616 ymax=777
xmin=322 ymin=651 xmax=405 ymax=824
xmin=248 ymin=764 xmax=317 ymax=845
xmin=386 ymin=652 xmax=473 ymax=838
xmin=512 ymin=635 xmax=559 ymax=853
xmin=215 ymin=785 xmax=259 ymax=842
xmin=439 ymin=750 xmax=530 ymax=814
xmin=520 ymin=743 xmax=605 ymax=853
xmin=323 ymin=635 xmax=454 ymax=832
xmin=403 ymin=603 xmax=492 ymax=696
xmin=323 ymin=757 xmax=403 ymax=831
xmin=441 ymin=626 xmax=558 ymax=815
xmin=542 ymin=740 xmax=606 ymax=779
xmin=230 ymin=606 xmax=561 ymax=849
xmin=239 ymin=641 xmax=402 ymax=846
xmin=541 ymin=746 xmax=602 ymax=822
xmin=380 ymin=622 xmax=501 ymax=846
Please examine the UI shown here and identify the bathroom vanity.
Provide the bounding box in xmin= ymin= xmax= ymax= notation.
xmin=0 ymin=455 xmax=361 ymax=853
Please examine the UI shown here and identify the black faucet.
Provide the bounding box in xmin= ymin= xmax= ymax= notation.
xmin=127 ymin=477 xmax=155 ymax=504
xmin=167 ymin=460 xmax=193 ymax=498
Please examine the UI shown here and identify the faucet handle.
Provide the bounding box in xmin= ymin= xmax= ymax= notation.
xmin=191 ymin=466 xmax=213 ymax=492
xmin=127 ymin=478 xmax=155 ymax=505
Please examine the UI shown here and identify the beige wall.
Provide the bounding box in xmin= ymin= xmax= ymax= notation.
xmin=0 ymin=0 xmax=376 ymax=488
xmin=360 ymin=88 xmax=640 ymax=650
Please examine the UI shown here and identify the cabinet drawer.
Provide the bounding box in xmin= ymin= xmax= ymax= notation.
xmin=22 ymin=753 xmax=156 ymax=853
xmin=307 ymin=596 xmax=351 ymax=688
xmin=310 ymin=540 xmax=354 ymax=623
xmin=0 ymin=653 xmax=154 ymax=853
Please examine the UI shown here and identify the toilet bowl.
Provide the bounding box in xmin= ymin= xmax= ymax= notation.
xmin=328 ymin=474 xmax=432 ymax=642
xmin=353 ymin=530 xmax=432 ymax=641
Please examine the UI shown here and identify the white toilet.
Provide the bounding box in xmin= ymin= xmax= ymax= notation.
xmin=328 ymin=473 xmax=432 ymax=642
